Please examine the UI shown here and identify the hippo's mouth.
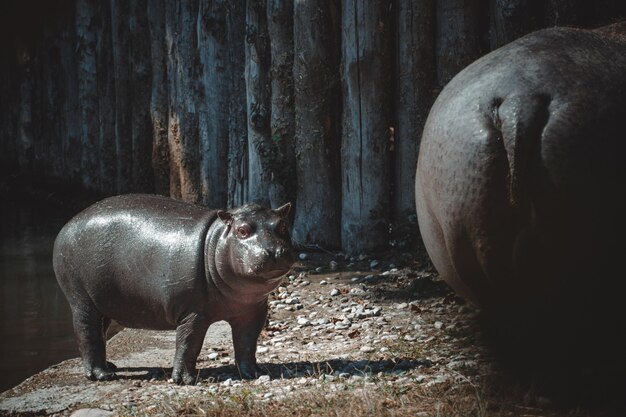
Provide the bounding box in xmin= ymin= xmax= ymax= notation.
xmin=247 ymin=258 xmax=293 ymax=281
xmin=248 ymin=266 xmax=291 ymax=281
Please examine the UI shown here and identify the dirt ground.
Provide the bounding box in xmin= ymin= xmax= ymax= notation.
xmin=0 ymin=244 xmax=624 ymax=416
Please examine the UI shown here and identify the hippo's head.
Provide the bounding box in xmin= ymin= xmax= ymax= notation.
xmin=215 ymin=203 xmax=295 ymax=282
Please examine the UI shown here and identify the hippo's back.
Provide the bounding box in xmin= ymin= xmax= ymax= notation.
xmin=53 ymin=194 xmax=217 ymax=329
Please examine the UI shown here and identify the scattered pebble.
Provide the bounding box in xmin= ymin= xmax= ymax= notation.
xmin=297 ymin=318 xmax=311 ymax=326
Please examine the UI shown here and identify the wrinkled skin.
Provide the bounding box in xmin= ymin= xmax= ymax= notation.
xmin=416 ymin=22 xmax=626 ymax=385
xmin=53 ymin=194 xmax=294 ymax=385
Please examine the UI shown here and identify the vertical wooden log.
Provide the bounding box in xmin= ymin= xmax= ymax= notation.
xmin=148 ymin=0 xmax=170 ymax=196
xmin=76 ymin=0 xmax=99 ymax=190
xmin=266 ymin=0 xmax=295 ymax=209
xmin=41 ymin=22 xmax=64 ymax=178
xmin=17 ymin=47 xmax=35 ymax=173
xmin=395 ymin=0 xmax=435 ymax=221
xmin=111 ymin=0 xmax=132 ymax=193
xmin=165 ymin=1 xmax=202 ymax=203
xmin=197 ymin=0 xmax=229 ymax=208
xmin=490 ymin=0 xmax=539 ymax=49
xmin=226 ymin=1 xmax=249 ymax=208
xmin=59 ymin=5 xmax=81 ymax=182
xmin=96 ymin=0 xmax=116 ymax=194
xmin=436 ymin=0 xmax=487 ymax=86
xmin=341 ymin=0 xmax=394 ymax=253
xmin=542 ymin=0 xmax=580 ymax=27
xmin=292 ymin=0 xmax=341 ymax=247
xmin=245 ymin=0 xmax=271 ymax=205
xmin=129 ymin=0 xmax=154 ymax=192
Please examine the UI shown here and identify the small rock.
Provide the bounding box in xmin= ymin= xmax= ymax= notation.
xmin=315 ymin=267 xmax=323 ymax=273
xmin=360 ymin=346 xmax=376 ymax=353
xmin=263 ymin=392 xmax=274 ymax=399
xmin=330 ymin=289 xmax=340 ymax=296
xmin=257 ymin=346 xmax=270 ymax=354
xmin=395 ymin=302 xmax=408 ymax=310
xmin=434 ymin=321 xmax=444 ymax=330
xmin=363 ymin=274 xmax=376 ymax=283
xmin=70 ymin=409 xmax=115 ymax=417
xmin=415 ymin=375 xmax=427 ymax=383
xmin=297 ymin=317 xmax=311 ymax=326
xmin=339 ymin=372 xmax=351 ymax=379
xmin=256 ymin=375 xmax=271 ymax=384
xmin=334 ymin=320 xmax=351 ymax=330
xmin=370 ymin=259 xmax=380 ymax=269
xmin=320 ymin=280 xmax=328 ymax=285
xmin=329 ymin=260 xmax=338 ymax=271
xmin=208 ymin=352 xmax=220 ymax=360
xmin=299 ymin=253 xmax=309 ymax=261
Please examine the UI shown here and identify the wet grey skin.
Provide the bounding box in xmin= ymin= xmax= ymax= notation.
xmin=53 ymin=194 xmax=294 ymax=385
xmin=415 ymin=22 xmax=626 ymax=308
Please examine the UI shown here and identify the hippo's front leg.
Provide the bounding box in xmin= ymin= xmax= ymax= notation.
xmin=172 ymin=313 xmax=210 ymax=385
xmin=229 ymin=301 xmax=268 ymax=379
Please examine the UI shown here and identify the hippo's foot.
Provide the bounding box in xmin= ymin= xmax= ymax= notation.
xmin=106 ymin=361 xmax=117 ymax=371
xmin=171 ymin=368 xmax=198 ymax=385
xmin=86 ymin=366 xmax=116 ymax=381
xmin=237 ymin=363 xmax=260 ymax=380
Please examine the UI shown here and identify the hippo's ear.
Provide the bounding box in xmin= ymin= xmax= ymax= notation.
xmin=217 ymin=210 xmax=233 ymax=225
xmin=273 ymin=202 xmax=292 ymax=218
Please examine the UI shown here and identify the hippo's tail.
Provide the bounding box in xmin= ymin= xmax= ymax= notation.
xmin=491 ymin=93 xmax=551 ymax=208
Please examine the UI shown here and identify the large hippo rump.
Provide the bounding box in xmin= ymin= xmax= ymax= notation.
xmin=415 ymin=22 xmax=626 ymax=388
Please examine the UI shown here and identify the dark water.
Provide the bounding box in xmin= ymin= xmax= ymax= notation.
xmin=0 ymin=201 xmax=78 ymax=393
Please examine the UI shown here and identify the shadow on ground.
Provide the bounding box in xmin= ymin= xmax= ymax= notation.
xmin=112 ymin=356 xmax=433 ymax=384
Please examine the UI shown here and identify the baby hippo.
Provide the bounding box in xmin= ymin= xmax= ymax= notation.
xmin=53 ymin=194 xmax=294 ymax=385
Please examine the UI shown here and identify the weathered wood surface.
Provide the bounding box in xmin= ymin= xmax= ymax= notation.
xmin=1 ymin=0 xmax=624 ymax=252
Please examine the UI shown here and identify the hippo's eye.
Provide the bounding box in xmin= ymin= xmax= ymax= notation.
xmin=236 ymin=224 xmax=252 ymax=239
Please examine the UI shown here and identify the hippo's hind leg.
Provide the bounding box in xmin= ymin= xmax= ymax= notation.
xmin=102 ymin=317 xmax=117 ymax=372
xmin=71 ymin=303 xmax=116 ymax=381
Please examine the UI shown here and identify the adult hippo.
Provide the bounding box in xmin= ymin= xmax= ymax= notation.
xmin=53 ymin=194 xmax=294 ymax=385
xmin=416 ymin=22 xmax=626 ymax=388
